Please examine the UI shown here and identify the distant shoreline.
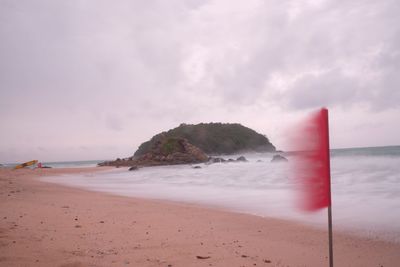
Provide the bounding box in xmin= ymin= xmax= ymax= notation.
xmin=2 ymin=144 xmax=399 ymax=167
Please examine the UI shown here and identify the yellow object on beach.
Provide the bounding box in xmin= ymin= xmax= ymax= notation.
xmin=14 ymin=160 xmax=38 ymax=169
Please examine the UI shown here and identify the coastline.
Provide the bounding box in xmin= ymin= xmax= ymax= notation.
xmin=1 ymin=168 xmax=399 ymax=266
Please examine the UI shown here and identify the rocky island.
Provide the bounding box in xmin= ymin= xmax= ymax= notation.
xmin=99 ymin=122 xmax=276 ymax=167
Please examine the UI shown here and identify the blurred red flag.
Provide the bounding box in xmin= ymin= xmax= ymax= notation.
xmin=291 ymin=108 xmax=331 ymax=211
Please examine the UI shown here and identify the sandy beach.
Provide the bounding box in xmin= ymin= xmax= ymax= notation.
xmin=1 ymin=168 xmax=399 ymax=267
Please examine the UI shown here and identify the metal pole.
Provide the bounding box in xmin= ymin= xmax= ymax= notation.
xmin=324 ymin=108 xmax=333 ymax=267
xmin=328 ymin=205 xmax=333 ymax=267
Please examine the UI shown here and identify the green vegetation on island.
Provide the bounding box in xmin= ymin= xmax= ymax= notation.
xmin=134 ymin=122 xmax=276 ymax=157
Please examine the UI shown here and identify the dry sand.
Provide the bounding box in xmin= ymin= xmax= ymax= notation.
xmin=0 ymin=167 xmax=399 ymax=267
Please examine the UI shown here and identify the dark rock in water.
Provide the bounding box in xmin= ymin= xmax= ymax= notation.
xmin=257 ymin=160 xmax=263 ymax=162
xmin=192 ymin=166 xmax=202 ymax=169
xmin=236 ymin=156 xmax=248 ymax=162
xmin=209 ymin=157 xmax=226 ymax=163
xmin=129 ymin=166 xmax=139 ymax=171
xmin=271 ymin=155 xmax=288 ymax=162
xmin=208 ymin=156 xmax=248 ymax=163
xmin=41 ymin=166 xmax=52 ymax=168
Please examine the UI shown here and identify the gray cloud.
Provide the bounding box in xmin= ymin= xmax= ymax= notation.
xmin=285 ymin=69 xmax=359 ymax=109
xmin=194 ymin=0 xmax=400 ymax=110
xmin=1 ymin=0 xmax=399 ymax=162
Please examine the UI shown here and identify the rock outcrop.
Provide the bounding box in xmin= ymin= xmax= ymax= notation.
xmin=236 ymin=156 xmax=248 ymax=162
xmin=99 ymin=137 xmax=208 ymax=167
xmin=206 ymin=156 xmax=248 ymax=164
xmin=271 ymin=154 xmax=288 ymax=162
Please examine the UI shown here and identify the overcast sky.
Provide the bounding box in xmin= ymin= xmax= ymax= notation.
xmin=1 ymin=0 xmax=399 ymax=162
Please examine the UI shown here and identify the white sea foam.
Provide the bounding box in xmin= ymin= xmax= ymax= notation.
xmin=42 ymin=147 xmax=400 ymax=242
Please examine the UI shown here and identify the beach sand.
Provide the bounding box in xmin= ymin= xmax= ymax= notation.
xmin=1 ymin=168 xmax=399 ymax=267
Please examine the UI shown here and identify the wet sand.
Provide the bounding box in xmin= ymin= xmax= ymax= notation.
xmin=1 ymin=167 xmax=399 ymax=267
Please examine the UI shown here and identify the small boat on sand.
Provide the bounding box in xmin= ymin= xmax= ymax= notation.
xmin=14 ymin=160 xmax=38 ymax=169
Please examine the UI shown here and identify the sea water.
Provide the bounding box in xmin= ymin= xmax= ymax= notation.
xmin=2 ymin=160 xmax=103 ymax=169
xmin=42 ymin=146 xmax=400 ymax=242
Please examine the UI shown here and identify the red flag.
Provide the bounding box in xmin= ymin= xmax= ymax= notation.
xmin=291 ymin=108 xmax=331 ymax=211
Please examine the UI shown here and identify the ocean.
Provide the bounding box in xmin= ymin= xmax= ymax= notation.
xmin=40 ymin=146 xmax=400 ymax=242
xmin=2 ymin=160 xmax=103 ymax=169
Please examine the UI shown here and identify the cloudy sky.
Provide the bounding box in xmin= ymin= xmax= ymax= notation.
xmin=1 ymin=0 xmax=399 ymax=162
